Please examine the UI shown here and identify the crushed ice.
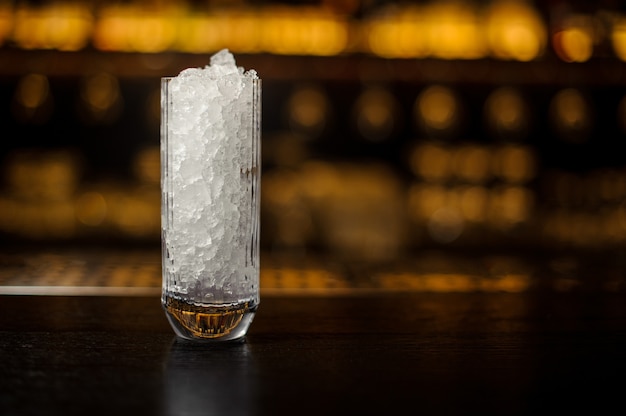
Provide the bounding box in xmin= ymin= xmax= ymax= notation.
xmin=163 ymin=49 xmax=259 ymax=303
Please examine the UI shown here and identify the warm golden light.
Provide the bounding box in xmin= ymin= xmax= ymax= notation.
xmin=175 ymin=12 xmax=260 ymax=54
xmin=265 ymin=163 xmax=406 ymax=261
xmin=262 ymin=169 xmax=314 ymax=249
xmin=260 ymin=268 xmax=348 ymax=292
xmin=554 ymin=28 xmax=593 ymax=63
xmin=428 ymin=206 xmax=464 ymax=243
xmin=424 ymin=1 xmax=486 ymax=59
xmin=222 ymin=11 xmax=262 ymax=53
xmin=306 ymin=14 xmax=349 ymax=56
xmin=12 ymin=3 xmax=92 ymax=51
xmin=287 ymin=85 xmax=329 ymax=137
xmin=416 ymin=85 xmax=459 ymax=134
xmin=130 ymin=14 xmax=177 ymax=53
xmin=408 ymin=180 xmax=534 ymax=232
xmin=0 ymin=2 xmax=556 ymax=60
xmin=420 ymin=273 xmax=473 ymax=292
xmin=0 ymin=3 xmax=12 ymax=46
xmin=75 ymin=192 xmax=107 ymax=227
xmin=376 ymin=272 xmax=530 ymax=293
xmin=3 ymin=4 xmax=344 ymax=55
xmin=453 ymin=145 xmax=491 ymax=183
xmin=410 ymin=144 xmax=452 ymax=182
xmin=492 ymin=145 xmax=535 ymax=184
xmin=15 ymin=73 xmax=49 ymax=110
xmin=0 ymin=200 xmax=76 ymax=239
xmin=458 ymin=185 xmax=488 ymax=222
xmin=178 ymin=7 xmax=348 ymax=56
xmin=612 ymin=17 xmax=626 ymax=61
xmin=0 ymin=151 xmax=79 ymax=239
xmin=81 ymin=73 xmax=119 ymax=111
xmin=485 ymin=0 xmax=546 ymax=61
xmin=366 ymin=2 xmax=485 ymax=59
xmin=542 ymin=169 xmax=626 ymax=247
xmin=79 ymin=72 xmax=123 ymax=124
xmin=550 ymin=88 xmax=591 ymax=141
xmin=596 ymin=170 xmax=626 ymax=202
xmin=92 ymin=12 xmax=126 ymax=51
xmin=317 ymin=164 xmax=406 ymax=261
xmin=407 ymin=183 xmax=449 ymax=220
xmin=133 ymin=147 xmax=160 ymax=184
xmin=40 ymin=155 xmax=79 ymax=201
xmin=261 ymin=7 xmax=348 ymax=56
xmin=109 ymin=188 xmax=160 ymax=238
xmin=480 ymin=274 xmax=530 ymax=293
xmin=366 ymin=6 xmax=428 ymax=58
xmin=553 ymin=14 xmax=596 ymax=63
xmin=13 ymin=73 xmax=53 ymax=123
xmin=488 ymin=185 xmax=534 ymax=229
xmin=175 ymin=15 xmax=214 ymax=53
xmin=484 ymin=87 xmax=529 ymax=138
xmin=93 ymin=5 xmax=179 ymax=52
xmin=353 ymin=87 xmax=397 ymax=142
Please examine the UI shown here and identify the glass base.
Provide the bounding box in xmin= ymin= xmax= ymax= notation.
xmin=163 ymin=296 xmax=257 ymax=342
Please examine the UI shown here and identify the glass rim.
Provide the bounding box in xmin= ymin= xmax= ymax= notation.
xmin=160 ymin=76 xmax=260 ymax=83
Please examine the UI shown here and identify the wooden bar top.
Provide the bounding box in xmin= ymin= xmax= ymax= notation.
xmin=1 ymin=289 xmax=625 ymax=415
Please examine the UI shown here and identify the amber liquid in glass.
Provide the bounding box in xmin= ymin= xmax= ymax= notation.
xmin=164 ymin=296 xmax=256 ymax=341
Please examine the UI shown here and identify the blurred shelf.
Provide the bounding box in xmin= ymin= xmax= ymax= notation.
xmin=1 ymin=246 xmax=625 ymax=296
xmin=1 ymin=49 xmax=626 ymax=86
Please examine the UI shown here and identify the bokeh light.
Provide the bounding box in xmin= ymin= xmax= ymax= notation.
xmin=12 ymin=3 xmax=92 ymax=51
xmin=287 ymin=84 xmax=330 ymax=139
xmin=484 ymin=87 xmax=529 ymax=139
xmin=550 ymin=88 xmax=592 ymax=142
xmin=78 ymin=72 xmax=123 ymax=124
xmin=484 ymin=0 xmax=547 ymax=61
xmin=12 ymin=73 xmax=53 ymax=124
xmin=415 ymin=85 xmax=460 ymax=136
xmin=410 ymin=143 xmax=452 ymax=182
xmin=353 ymin=86 xmax=398 ymax=142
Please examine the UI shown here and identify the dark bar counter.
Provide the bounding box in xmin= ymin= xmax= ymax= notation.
xmin=1 ymin=286 xmax=626 ymax=415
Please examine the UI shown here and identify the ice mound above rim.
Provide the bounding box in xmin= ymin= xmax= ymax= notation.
xmin=176 ymin=49 xmax=258 ymax=80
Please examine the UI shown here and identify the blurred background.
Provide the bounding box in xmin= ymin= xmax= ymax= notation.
xmin=1 ymin=0 xmax=626 ymax=288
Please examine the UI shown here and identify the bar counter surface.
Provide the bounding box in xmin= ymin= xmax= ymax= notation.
xmin=1 ymin=251 xmax=626 ymax=415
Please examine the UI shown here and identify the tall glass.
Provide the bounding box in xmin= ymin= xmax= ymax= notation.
xmin=160 ymin=76 xmax=261 ymax=342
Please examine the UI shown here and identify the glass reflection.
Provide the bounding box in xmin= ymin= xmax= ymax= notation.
xmin=164 ymin=339 xmax=257 ymax=416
